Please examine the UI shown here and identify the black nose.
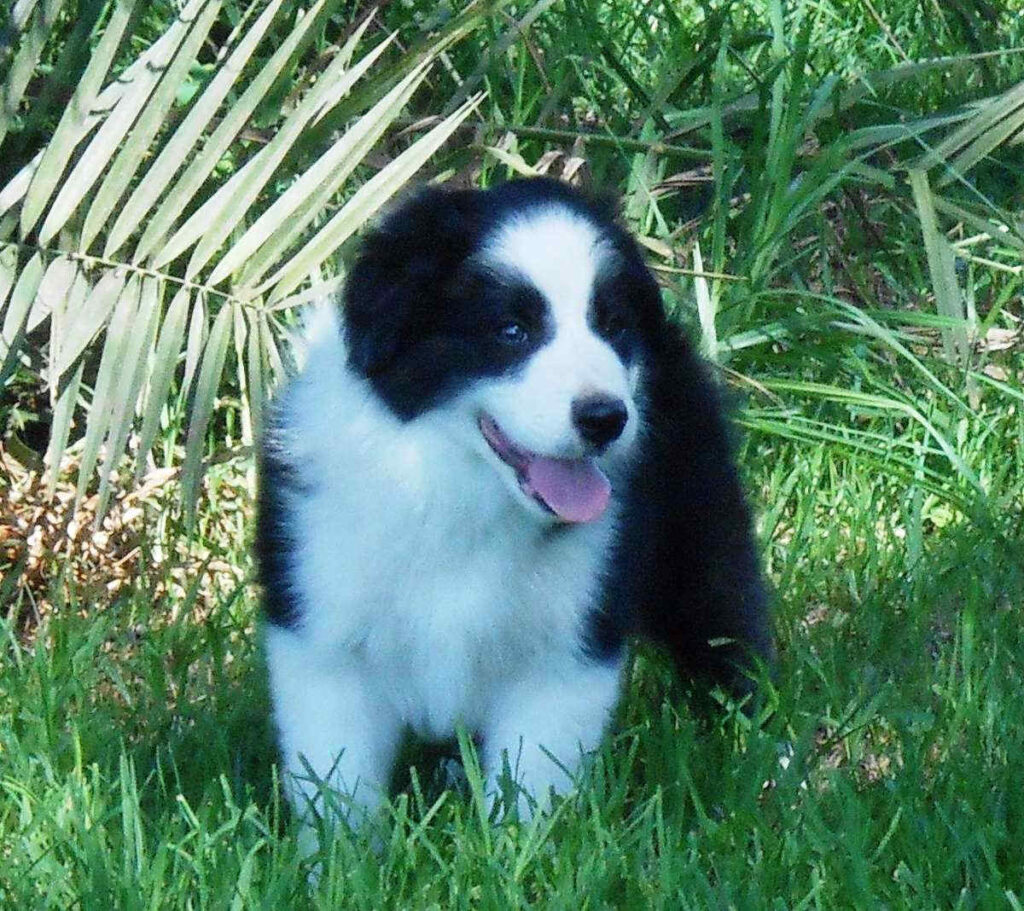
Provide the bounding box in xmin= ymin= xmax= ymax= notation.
xmin=571 ymin=394 xmax=628 ymax=450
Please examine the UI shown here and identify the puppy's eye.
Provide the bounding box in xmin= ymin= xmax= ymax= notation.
xmin=598 ymin=309 xmax=627 ymax=341
xmin=497 ymin=321 xmax=529 ymax=346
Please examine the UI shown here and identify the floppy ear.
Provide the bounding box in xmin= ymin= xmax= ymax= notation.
xmin=343 ymin=186 xmax=481 ymax=377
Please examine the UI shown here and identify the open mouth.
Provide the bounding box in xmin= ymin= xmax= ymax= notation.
xmin=478 ymin=414 xmax=611 ymax=523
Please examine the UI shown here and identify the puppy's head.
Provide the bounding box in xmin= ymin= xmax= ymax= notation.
xmin=343 ymin=178 xmax=666 ymax=523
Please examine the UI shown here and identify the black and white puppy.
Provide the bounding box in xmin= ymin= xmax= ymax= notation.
xmin=257 ymin=178 xmax=772 ymax=836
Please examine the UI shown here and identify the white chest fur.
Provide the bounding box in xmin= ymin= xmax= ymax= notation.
xmin=271 ymin=330 xmax=617 ymax=740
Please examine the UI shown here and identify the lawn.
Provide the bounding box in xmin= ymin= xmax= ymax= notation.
xmin=2 ymin=0 xmax=1023 ymax=907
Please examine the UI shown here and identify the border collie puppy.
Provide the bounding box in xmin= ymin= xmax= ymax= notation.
xmin=257 ymin=178 xmax=771 ymax=837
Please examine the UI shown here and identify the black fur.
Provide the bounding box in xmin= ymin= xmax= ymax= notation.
xmin=343 ymin=180 xmax=649 ymax=421
xmin=590 ymin=322 xmax=773 ymax=689
xmin=259 ymin=177 xmax=772 ymax=690
xmin=255 ymin=449 xmax=309 ymax=629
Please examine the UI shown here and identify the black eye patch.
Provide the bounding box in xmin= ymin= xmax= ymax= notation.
xmin=589 ymin=277 xmax=638 ymax=360
xmin=446 ymin=268 xmax=550 ymax=346
xmin=361 ymin=271 xmax=554 ymax=419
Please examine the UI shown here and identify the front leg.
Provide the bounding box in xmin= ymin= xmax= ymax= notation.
xmin=264 ymin=626 xmax=403 ymax=848
xmin=482 ymin=655 xmax=625 ymax=818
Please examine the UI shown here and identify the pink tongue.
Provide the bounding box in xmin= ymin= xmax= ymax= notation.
xmin=525 ymin=457 xmax=611 ymax=523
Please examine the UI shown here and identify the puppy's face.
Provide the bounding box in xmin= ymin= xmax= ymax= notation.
xmin=343 ymin=180 xmax=666 ymax=523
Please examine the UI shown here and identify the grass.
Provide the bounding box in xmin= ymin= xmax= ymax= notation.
xmin=2 ymin=0 xmax=1024 ymax=906
xmin=2 ymin=433 xmax=1023 ymax=907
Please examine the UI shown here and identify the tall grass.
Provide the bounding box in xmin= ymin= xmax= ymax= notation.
xmin=1 ymin=0 xmax=1023 ymax=905
xmin=2 ymin=449 xmax=1022 ymax=906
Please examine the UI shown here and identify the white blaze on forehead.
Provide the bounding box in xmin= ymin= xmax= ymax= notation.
xmin=471 ymin=202 xmax=637 ymax=470
xmin=482 ymin=206 xmax=611 ymax=326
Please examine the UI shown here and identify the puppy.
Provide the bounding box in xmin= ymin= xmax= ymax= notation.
xmin=257 ymin=177 xmax=772 ymax=838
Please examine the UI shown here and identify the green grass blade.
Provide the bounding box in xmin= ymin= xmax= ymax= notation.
xmin=940 ymin=92 xmax=1024 ymax=187
xmin=181 ymin=303 xmax=233 ymax=523
xmin=927 ymin=80 xmax=1024 ymax=173
xmin=933 ymin=197 xmax=1024 ymax=253
xmin=134 ymin=287 xmax=190 ymax=483
xmin=262 ymin=94 xmax=484 ymax=304
xmin=837 ymin=49 xmax=1024 ymax=112
xmin=775 ymin=292 xmax=974 ymax=415
xmin=79 ymin=0 xmax=224 ymax=254
xmin=908 ymin=168 xmax=969 ymax=363
xmin=740 ymin=411 xmax=969 ymax=510
xmin=692 ymin=241 xmax=716 ymax=360
xmin=758 ymin=378 xmax=982 ymax=494
xmin=103 ymin=0 xmax=288 ymax=260
xmin=442 ymin=0 xmax=554 ymax=116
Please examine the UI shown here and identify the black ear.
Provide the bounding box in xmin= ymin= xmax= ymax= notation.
xmin=343 ymin=186 xmax=481 ymax=377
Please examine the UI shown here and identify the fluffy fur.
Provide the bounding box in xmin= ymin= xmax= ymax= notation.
xmin=257 ymin=178 xmax=772 ymax=835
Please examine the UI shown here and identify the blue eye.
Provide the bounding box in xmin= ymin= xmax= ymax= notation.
xmin=600 ymin=312 xmax=626 ymax=339
xmin=498 ymin=321 xmax=529 ymax=345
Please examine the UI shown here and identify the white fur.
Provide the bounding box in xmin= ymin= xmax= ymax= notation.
xmin=264 ymin=208 xmax=635 ymax=835
xmin=474 ymin=208 xmax=640 ymax=514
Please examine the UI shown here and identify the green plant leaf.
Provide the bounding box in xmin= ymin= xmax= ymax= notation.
xmin=46 ymin=255 xmax=89 ymax=386
xmin=262 ymin=93 xmax=484 ymax=304
xmin=182 ymin=291 xmax=207 ymax=396
xmin=908 ymin=168 xmax=970 ymax=363
xmin=103 ymin=0 xmax=288 ymax=259
xmin=95 ymin=275 xmax=161 ymax=518
xmin=11 ymin=0 xmax=137 ymax=231
xmin=692 ymin=241 xmax=716 ymax=360
xmin=0 ymin=0 xmax=63 ymax=148
xmin=80 ymin=0 xmax=224 ymax=254
xmin=757 ymin=378 xmax=982 ymax=494
xmin=27 ymin=253 xmax=77 ymax=337
xmin=213 ymin=35 xmax=438 ymax=290
xmin=231 ymin=301 xmax=252 ymax=446
xmin=37 ymin=0 xmax=206 ymax=247
xmin=133 ymin=0 xmax=336 ymax=265
xmin=44 ymin=359 xmax=84 ymax=495
xmin=181 ymin=302 xmax=232 ymax=522
xmin=74 ymin=275 xmax=142 ymax=507
xmin=929 ymin=80 xmax=1024 ymax=185
xmin=0 ymin=243 xmax=19 ymax=318
xmin=245 ymin=308 xmax=265 ymax=444
xmin=156 ymin=13 xmax=383 ymax=278
xmin=265 ymin=272 xmax=346 ymax=312
xmin=134 ymin=287 xmax=190 ymax=482
xmin=0 ymin=252 xmax=44 ymax=381
xmin=53 ymin=269 xmax=125 ymax=380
